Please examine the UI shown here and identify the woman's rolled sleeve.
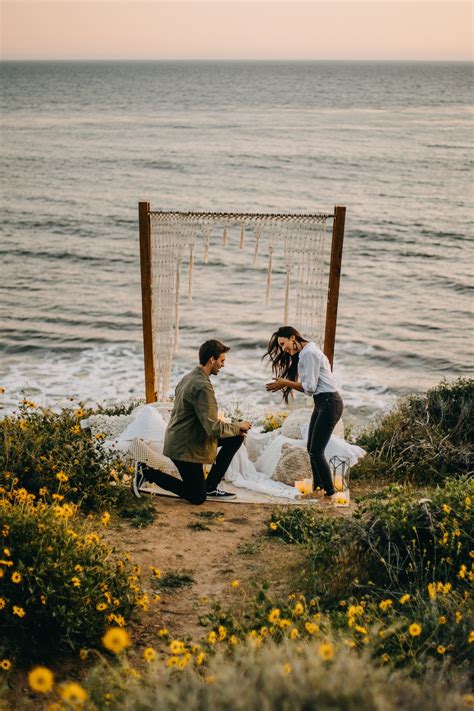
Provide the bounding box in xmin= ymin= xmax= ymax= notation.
xmin=299 ymin=350 xmax=321 ymax=395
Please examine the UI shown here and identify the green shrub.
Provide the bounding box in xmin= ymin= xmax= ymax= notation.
xmin=354 ymin=378 xmax=473 ymax=484
xmin=0 ymin=402 xmax=127 ymax=511
xmin=269 ymin=478 xmax=473 ymax=604
xmin=0 ymin=488 xmax=144 ymax=663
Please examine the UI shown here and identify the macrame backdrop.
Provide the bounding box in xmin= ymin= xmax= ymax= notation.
xmin=148 ymin=211 xmax=330 ymax=402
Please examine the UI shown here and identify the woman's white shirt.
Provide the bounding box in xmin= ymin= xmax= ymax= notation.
xmin=298 ymin=342 xmax=338 ymax=396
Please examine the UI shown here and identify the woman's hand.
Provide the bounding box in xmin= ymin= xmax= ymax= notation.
xmin=266 ymin=378 xmax=286 ymax=392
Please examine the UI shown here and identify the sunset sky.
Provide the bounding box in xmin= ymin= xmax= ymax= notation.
xmin=1 ymin=1 xmax=472 ymax=61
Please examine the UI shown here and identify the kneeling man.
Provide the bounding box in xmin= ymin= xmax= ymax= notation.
xmin=132 ymin=339 xmax=252 ymax=503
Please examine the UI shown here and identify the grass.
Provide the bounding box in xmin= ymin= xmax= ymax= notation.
xmin=155 ymin=570 xmax=195 ymax=592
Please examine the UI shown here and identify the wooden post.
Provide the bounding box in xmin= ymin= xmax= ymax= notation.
xmin=324 ymin=205 xmax=346 ymax=369
xmin=138 ymin=201 xmax=157 ymax=402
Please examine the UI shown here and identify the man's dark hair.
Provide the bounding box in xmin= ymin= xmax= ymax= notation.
xmin=199 ymin=339 xmax=230 ymax=366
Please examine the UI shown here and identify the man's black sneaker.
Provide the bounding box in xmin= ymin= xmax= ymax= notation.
xmin=206 ymin=487 xmax=237 ymax=500
xmin=131 ymin=461 xmax=148 ymax=499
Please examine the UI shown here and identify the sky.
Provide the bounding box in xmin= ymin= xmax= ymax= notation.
xmin=1 ymin=1 xmax=472 ymax=61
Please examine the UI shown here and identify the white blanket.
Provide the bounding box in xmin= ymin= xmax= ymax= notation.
xmin=85 ymin=404 xmax=365 ymax=500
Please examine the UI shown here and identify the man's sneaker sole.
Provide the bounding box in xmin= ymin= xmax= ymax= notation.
xmin=131 ymin=462 xmax=146 ymax=499
xmin=206 ymin=489 xmax=237 ymax=500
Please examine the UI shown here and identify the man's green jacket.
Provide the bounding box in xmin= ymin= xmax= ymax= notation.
xmin=163 ymin=366 xmax=242 ymax=464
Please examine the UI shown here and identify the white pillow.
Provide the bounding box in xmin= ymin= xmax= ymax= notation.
xmin=116 ymin=405 xmax=167 ymax=446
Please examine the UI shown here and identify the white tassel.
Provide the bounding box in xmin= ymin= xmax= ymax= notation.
xmin=239 ymin=224 xmax=245 ymax=249
xmin=174 ymin=261 xmax=180 ymax=353
xmin=284 ymin=270 xmax=291 ymax=325
xmin=253 ymin=228 xmax=261 ymax=266
xmin=203 ymin=228 xmax=211 ymax=264
xmin=188 ymin=244 xmax=194 ymax=303
xmin=265 ymin=248 xmax=273 ymax=305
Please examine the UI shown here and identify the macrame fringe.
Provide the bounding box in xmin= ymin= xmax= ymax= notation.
xmin=149 ymin=212 xmax=329 ymax=403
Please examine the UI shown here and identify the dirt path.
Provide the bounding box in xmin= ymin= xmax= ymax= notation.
xmin=107 ymin=495 xmax=313 ymax=650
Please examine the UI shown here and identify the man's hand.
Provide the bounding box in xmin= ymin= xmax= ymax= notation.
xmin=239 ymin=420 xmax=252 ymax=434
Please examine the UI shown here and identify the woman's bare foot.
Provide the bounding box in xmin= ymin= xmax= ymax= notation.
xmin=319 ymin=494 xmax=336 ymax=505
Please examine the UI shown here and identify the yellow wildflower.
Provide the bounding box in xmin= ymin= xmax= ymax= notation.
xmin=218 ymin=626 xmax=227 ymax=641
xmin=268 ymin=608 xmax=280 ymax=623
xmin=269 ymin=522 xmax=278 ymax=531
xmin=28 ymin=666 xmax=54 ymax=693
xmin=400 ymin=594 xmax=411 ymax=605
xmin=229 ymin=635 xmax=238 ymax=646
xmin=468 ymin=631 xmax=474 ymax=644
xmin=56 ymin=471 xmax=68 ymax=483
xmin=408 ymin=623 xmax=422 ymax=637
xmin=293 ymin=602 xmax=304 ymax=616
xmin=170 ymin=640 xmax=185 ymax=655
xmin=382 ymin=653 xmax=390 ymax=663
xmin=207 ymin=631 xmax=217 ymax=646
xmin=1 ymin=659 xmax=11 ymax=671
xmin=319 ymin=641 xmax=334 ymax=661
xmin=290 ymin=628 xmax=299 ymax=639
xmin=102 ymin=627 xmax=131 ymax=654
xmin=13 ymin=606 xmax=26 ymax=617
xmin=442 ymin=504 xmax=451 ymax=514
xmin=196 ymin=652 xmax=206 ymax=665
xmin=143 ymin=647 xmax=157 ymax=663
xmin=282 ymin=663 xmax=292 ymax=675
xmin=231 ymin=580 xmax=240 ymax=588
xmin=355 ymin=625 xmax=368 ymax=635
xmin=101 ymin=512 xmax=111 ymax=527
xmin=379 ymin=599 xmax=393 ymax=611
xmin=0 ymin=599 xmax=5 ymax=609
xmin=437 ymin=645 xmax=446 ymax=655
xmin=11 ymin=571 xmax=22 ymax=584
xmin=305 ymin=622 xmax=318 ymax=635
xmin=96 ymin=602 xmax=107 ymax=612
xmin=427 ymin=582 xmax=437 ymax=599
xmin=158 ymin=628 xmax=169 ymax=636
xmin=59 ymin=682 xmax=88 ymax=705
xmin=455 ymin=611 xmax=463 ymax=624
xmin=438 ymin=616 xmax=447 ymax=624
xmin=151 ymin=566 xmax=161 ymax=579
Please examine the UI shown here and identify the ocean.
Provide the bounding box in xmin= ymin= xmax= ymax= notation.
xmin=1 ymin=61 xmax=472 ymax=423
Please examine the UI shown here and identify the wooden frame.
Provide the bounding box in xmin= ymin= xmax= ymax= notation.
xmin=323 ymin=205 xmax=346 ymax=368
xmin=138 ymin=201 xmax=157 ymax=403
xmin=139 ymin=203 xmax=346 ymax=402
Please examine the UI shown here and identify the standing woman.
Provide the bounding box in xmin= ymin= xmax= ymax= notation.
xmin=263 ymin=325 xmax=343 ymax=502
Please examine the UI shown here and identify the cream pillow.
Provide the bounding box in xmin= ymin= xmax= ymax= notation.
xmin=128 ymin=438 xmax=180 ymax=478
xmin=280 ymin=409 xmax=312 ymax=440
xmin=272 ymin=443 xmax=313 ymax=486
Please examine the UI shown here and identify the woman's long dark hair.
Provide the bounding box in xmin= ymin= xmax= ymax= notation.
xmin=262 ymin=326 xmax=308 ymax=403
